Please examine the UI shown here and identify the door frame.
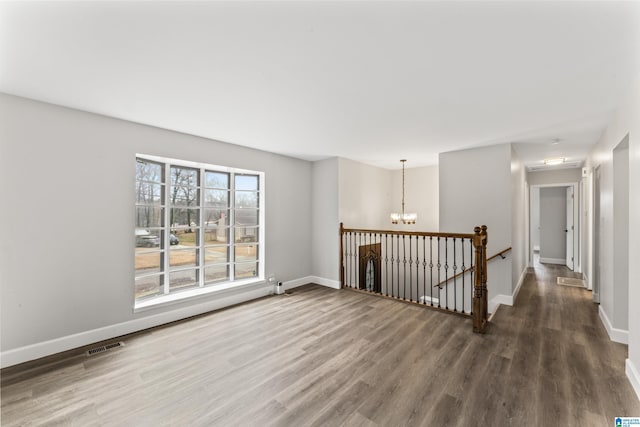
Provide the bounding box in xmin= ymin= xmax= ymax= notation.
xmin=566 ymin=186 xmax=575 ymax=270
xmin=529 ymin=182 xmax=580 ymax=272
xmin=592 ymin=165 xmax=601 ymax=302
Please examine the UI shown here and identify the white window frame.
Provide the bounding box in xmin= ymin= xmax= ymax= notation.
xmin=134 ymin=154 xmax=265 ymax=311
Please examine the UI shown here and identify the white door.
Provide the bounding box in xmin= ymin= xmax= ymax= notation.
xmin=566 ymin=186 xmax=574 ymax=270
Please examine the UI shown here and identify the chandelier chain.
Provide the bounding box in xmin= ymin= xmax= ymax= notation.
xmin=401 ymin=159 xmax=406 ymax=215
xmin=390 ymin=159 xmax=416 ymax=224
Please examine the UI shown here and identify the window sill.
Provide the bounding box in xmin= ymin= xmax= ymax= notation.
xmin=133 ymin=277 xmax=265 ymax=312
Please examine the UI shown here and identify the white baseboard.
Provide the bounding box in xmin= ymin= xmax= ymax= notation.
xmin=512 ymin=268 xmax=527 ymax=304
xmin=626 ymin=359 xmax=640 ymax=402
xmin=489 ymin=294 xmax=513 ymax=314
xmin=282 ymin=276 xmax=314 ymax=290
xmin=307 ymin=276 xmax=341 ymax=289
xmin=1 ymin=275 xmax=325 ymax=369
xmin=599 ymin=306 xmax=629 ymax=344
xmin=488 ymin=268 xmax=527 ymax=314
xmin=539 ymin=257 xmax=566 ymax=265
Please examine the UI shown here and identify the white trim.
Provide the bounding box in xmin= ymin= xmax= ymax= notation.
xmin=488 ymin=269 xmax=528 ymax=314
xmin=276 ymin=276 xmax=339 ymax=291
xmin=489 ymin=294 xmax=513 ymax=314
xmin=529 ymin=181 xmax=581 ymax=270
xmin=539 ymin=257 xmax=566 ymax=265
xmin=1 ymin=275 xmax=322 ymax=369
xmin=419 ymin=295 xmax=440 ymax=305
xmin=598 ymin=305 xmax=629 ymax=344
xmin=583 ymin=272 xmax=591 ymax=291
xmin=134 ymin=278 xmax=263 ymax=311
xmin=138 ymin=153 xmax=259 ymax=175
xmin=626 ymin=359 xmax=640 ymax=402
xmin=308 ymin=276 xmax=341 ymax=289
xmin=281 ymin=276 xmax=314 ymax=290
xmin=512 ymin=268 xmax=527 ymax=304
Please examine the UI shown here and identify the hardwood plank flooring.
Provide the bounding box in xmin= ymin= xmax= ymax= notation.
xmin=2 ymin=261 xmax=639 ymax=426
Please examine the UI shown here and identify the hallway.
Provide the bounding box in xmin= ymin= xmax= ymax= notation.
xmin=489 ymin=259 xmax=640 ymax=425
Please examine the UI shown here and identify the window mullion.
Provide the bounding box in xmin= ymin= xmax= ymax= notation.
xmin=259 ymin=179 xmax=265 ymax=279
xmin=198 ymin=167 xmax=205 ymax=287
xmin=163 ymin=162 xmax=171 ymax=294
xmin=230 ymin=173 xmax=235 ymax=282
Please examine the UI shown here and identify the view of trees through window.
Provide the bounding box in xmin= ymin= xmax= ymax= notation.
xmin=135 ymin=156 xmax=262 ymax=303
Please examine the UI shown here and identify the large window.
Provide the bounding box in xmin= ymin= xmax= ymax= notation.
xmin=135 ymin=155 xmax=264 ymax=306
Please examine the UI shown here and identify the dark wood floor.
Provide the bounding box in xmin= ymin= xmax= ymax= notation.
xmin=2 ymin=261 xmax=639 ymax=426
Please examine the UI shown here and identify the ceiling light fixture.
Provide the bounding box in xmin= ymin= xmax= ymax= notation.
xmin=390 ymin=160 xmax=417 ymax=225
xmin=544 ymin=158 xmax=565 ymax=166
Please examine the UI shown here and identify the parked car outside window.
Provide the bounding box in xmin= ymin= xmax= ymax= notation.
xmin=136 ymin=235 xmax=160 ymax=247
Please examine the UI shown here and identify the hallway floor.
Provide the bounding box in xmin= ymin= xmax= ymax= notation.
xmin=491 ymin=258 xmax=639 ymax=425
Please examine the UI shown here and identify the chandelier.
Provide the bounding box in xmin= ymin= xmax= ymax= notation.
xmin=390 ymin=159 xmax=417 ymax=224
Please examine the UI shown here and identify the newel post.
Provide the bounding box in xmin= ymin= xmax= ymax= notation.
xmin=472 ymin=225 xmax=489 ymax=333
xmin=339 ymin=222 xmax=345 ymax=289
xmin=480 ymin=225 xmax=488 ymax=325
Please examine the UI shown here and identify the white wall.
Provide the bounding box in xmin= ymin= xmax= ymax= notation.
xmin=587 ymin=137 xmax=625 ymax=338
xmin=581 ymin=172 xmax=591 ymax=287
xmin=439 ymin=144 xmax=513 ymax=309
xmin=337 ymin=159 xmax=439 ymax=233
xmin=311 ymin=158 xmax=339 ymax=283
xmin=0 ymin=94 xmax=313 ymax=366
xmin=511 ymin=147 xmax=527 ymax=293
xmin=530 ymin=187 xmax=541 ymax=251
xmin=613 ymin=137 xmax=630 ymax=331
xmin=389 ymin=165 xmax=439 ymax=232
xmin=585 ymin=72 xmax=640 ymax=399
xmin=539 ymin=187 xmax=567 ymax=262
xmin=628 ymin=73 xmax=640 ymax=400
xmin=338 ymin=158 xmax=392 ymax=230
xmin=528 ymin=168 xmax=582 ymax=186
xmin=312 ymin=158 xmax=440 ymax=292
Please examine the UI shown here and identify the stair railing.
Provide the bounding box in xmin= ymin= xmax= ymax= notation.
xmin=339 ymin=223 xmax=489 ymax=333
xmin=434 ymin=247 xmax=511 ymax=289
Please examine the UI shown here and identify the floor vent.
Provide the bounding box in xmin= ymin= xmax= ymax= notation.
xmin=557 ymin=277 xmax=585 ymax=288
xmin=86 ymin=341 xmax=125 ymax=356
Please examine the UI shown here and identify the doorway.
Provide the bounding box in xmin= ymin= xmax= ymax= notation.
xmin=566 ymin=186 xmax=574 ymax=270
xmin=593 ymin=165 xmax=601 ymax=303
xmin=530 ymin=182 xmax=580 ymax=272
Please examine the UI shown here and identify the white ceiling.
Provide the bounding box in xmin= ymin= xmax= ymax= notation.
xmin=1 ymin=1 xmax=638 ymax=170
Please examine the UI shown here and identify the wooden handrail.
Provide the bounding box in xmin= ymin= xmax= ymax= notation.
xmin=487 ymin=246 xmax=512 ymax=262
xmin=433 ymin=247 xmax=511 ymax=288
xmin=341 ymin=226 xmax=474 ymax=240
